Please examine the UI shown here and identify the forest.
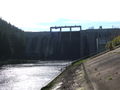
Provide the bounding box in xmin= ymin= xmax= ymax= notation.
xmin=0 ymin=18 xmax=26 ymax=62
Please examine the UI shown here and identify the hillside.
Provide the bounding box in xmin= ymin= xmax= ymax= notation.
xmin=42 ymin=47 xmax=120 ymax=90
xmin=0 ymin=18 xmax=26 ymax=65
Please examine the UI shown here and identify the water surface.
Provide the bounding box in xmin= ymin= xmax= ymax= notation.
xmin=0 ymin=61 xmax=71 ymax=90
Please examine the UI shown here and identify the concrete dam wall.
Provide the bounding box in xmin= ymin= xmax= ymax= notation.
xmin=25 ymin=29 xmax=120 ymax=60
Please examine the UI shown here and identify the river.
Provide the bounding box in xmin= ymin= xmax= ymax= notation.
xmin=0 ymin=61 xmax=71 ymax=90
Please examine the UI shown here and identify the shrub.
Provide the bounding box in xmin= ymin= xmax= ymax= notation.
xmin=106 ymin=36 xmax=120 ymax=50
xmin=105 ymin=41 xmax=114 ymax=50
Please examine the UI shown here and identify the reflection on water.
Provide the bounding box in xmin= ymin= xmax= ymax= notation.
xmin=0 ymin=61 xmax=71 ymax=90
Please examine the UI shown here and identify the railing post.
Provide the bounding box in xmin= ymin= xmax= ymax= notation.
xmin=70 ymin=27 xmax=72 ymax=41
xmin=50 ymin=27 xmax=52 ymax=32
xmin=80 ymin=26 xmax=82 ymax=30
xmin=59 ymin=27 xmax=62 ymax=42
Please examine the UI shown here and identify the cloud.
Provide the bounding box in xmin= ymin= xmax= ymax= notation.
xmin=0 ymin=0 xmax=120 ymax=31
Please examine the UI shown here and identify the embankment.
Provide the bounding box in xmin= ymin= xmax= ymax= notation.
xmin=41 ymin=59 xmax=94 ymax=90
xmin=41 ymin=47 xmax=120 ymax=90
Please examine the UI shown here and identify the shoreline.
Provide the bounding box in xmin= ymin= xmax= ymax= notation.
xmin=41 ymin=60 xmax=90 ymax=90
xmin=41 ymin=47 xmax=120 ymax=90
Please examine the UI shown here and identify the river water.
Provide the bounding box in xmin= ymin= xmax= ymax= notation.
xmin=0 ymin=61 xmax=71 ymax=90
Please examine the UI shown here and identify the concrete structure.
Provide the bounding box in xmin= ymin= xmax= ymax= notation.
xmin=25 ymin=28 xmax=120 ymax=60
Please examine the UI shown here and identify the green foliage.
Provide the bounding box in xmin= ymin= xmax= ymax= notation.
xmin=106 ymin=36 xmax=120 ymax=50
xmin=72 ymin=59 xmax=86 ymax=66
xmin=107 ymin=75 xmax=113 ymax=80
xmin=105 ymin=41 xmax=114 ymax=50
xmin=112 ymin=36 xmax=120 ymax=46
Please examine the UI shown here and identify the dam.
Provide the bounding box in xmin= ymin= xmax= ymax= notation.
xmin=24 ymin=26 xmax=120 ymax=60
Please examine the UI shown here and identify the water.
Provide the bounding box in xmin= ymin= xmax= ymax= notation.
xmin=0 ymin=61 xmax=71 ymax=90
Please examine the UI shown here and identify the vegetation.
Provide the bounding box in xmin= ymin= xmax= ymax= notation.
xmin=72 ymin=59 xmax=86 ymax=66
xmin=0 ymin=18 xmax=26 ymax=61
xmin=106 ymin=36 xmax=120 ymax=50
xmin=107 ymin=75 xmax=113 ymax=80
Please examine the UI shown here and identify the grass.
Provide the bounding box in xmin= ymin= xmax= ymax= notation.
xmin=72 ymin=59 xmax=86 ymax=66
xmin=41 ymin=82 xmax=55 ymax=90
xmin=107 ymin=75 xmax=113 ymax=80
xmin=108 ymin=77 xmax=112 ymax=80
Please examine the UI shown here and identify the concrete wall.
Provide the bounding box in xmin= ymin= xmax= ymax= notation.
xmin=24 ymin=29 xmax=120 ymax=60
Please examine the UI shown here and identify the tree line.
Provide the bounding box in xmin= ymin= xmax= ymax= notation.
xmin=0 ymin=18 xmax=26 ymax=60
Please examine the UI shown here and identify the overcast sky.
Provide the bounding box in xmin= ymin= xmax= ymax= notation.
xmin=0 ymin=0 xmax=120 ymax=32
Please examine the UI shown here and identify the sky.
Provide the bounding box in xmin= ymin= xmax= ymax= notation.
xmin=0 ymin=0 xmax=120 ymax=32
